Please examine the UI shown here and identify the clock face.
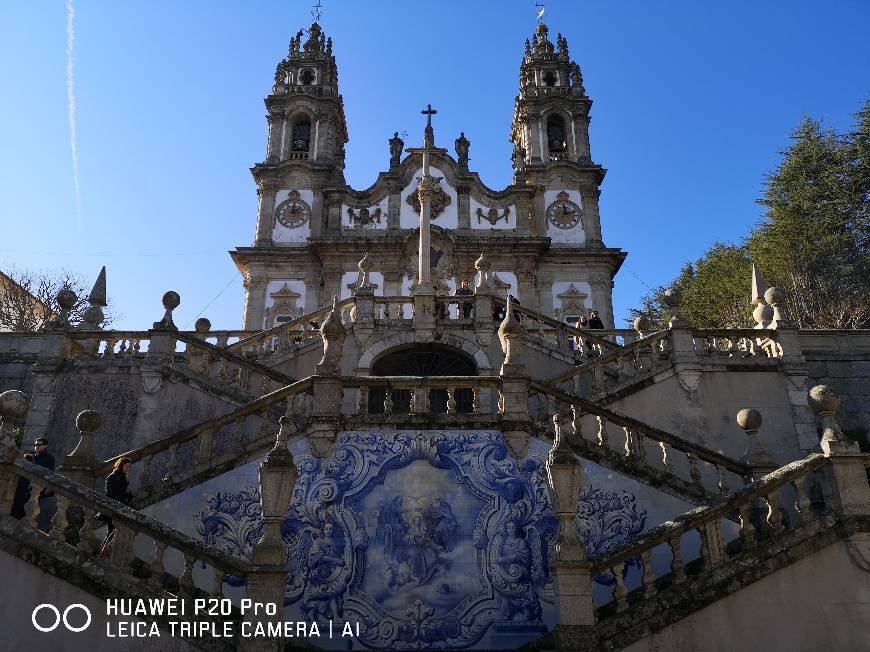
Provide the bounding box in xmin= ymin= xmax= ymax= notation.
xmin=546 ymin=197 xmax=581 ymax=229
xmin=276 ymin=193 xmax=311 ymax=228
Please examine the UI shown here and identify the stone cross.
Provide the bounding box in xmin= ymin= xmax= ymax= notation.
xmin=416 ymin=105 xmax=439 ymax=288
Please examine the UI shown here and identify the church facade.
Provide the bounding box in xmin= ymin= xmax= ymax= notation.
xmin=0 ymin=18 xmax=869 ymax=652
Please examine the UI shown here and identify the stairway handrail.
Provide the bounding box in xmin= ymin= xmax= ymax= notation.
xmin=546 ymin=329 xmax=670 ymax=385
xmin=587 ymin=453 xmax=828 ymax=573
xmin=230 ymin=298 xmax=356 ymax=353
xmin=173 ymin=331 xmax=293 ymax=385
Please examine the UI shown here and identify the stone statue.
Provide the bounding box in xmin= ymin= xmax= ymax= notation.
xmin=512 ymin=143 xmax=527 ymax=176
xmin=389 ymin=131 xmax=404 ymax=167
xmin=455 ymin=132 xmax=470 ymax=168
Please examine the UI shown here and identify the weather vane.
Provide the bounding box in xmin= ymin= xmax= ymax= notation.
xmin=311 ymin=0 xmax=323 ymax=22
xmin=535 ymin=2 xmax=545 ymax=22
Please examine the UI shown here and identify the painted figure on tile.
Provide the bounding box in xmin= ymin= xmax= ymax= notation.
xmin=492 ymin=518 xmax=543 ymax=622
xmin=301 ymin=519 xmax=347 ymax=620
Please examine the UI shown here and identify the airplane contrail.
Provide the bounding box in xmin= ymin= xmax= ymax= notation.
xmin=66 ymin=0 xmax=81 ymax=225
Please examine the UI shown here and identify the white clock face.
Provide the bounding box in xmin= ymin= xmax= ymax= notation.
xmin=276 ymin=196 xmax=311 ymax=228
xmin=546 ymin=199 xmax=581 ymax=229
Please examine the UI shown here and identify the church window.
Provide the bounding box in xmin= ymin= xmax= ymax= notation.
xmin=546 ymin=114 xmax=567 ymax=155
xmin=291 ymin=119 xmax=311 ymax=151
xmin=543 ymin=70 xmax=557 ymax=86
xmin=299 ymin=68 xmax=315 ymax=85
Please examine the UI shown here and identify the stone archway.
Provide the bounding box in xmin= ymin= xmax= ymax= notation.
xmin=368 ymin=343 xmax=477 ymax=414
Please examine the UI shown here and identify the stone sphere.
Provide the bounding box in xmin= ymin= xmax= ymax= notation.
xmin=661 ymin=287 xmax=681 ymax=309
xmin=752 ymin=302 xmax=774 ymax=325
xmin=194 ymin=317 xmax=212 ymax=334
xmin=75 ymin=410 xmax=102 ymax=433
xmin=0 ymin=390 xmax=29 ymax=419
xmin=57 ymin=289 xmax=78 ymax=310
xmin=162 ymin=291 xmax=181 ymax=310
xmin=82 ymin=305 xmax=104 ymax=326
xmin=808 ymin=385 xmax=840 ymax=414
xmin=764 ymin=287 xmax=785 ymax=306
xmin=736 ymin=408 xmax=762 ymax=432
xmin=633 ymin=316 xmax=651 ymax=333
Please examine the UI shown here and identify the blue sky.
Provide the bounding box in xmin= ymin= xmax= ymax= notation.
xmin=1 ymin=1 xmax=868 ymax=330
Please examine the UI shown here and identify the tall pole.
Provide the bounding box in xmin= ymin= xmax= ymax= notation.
xmin=417 ymin=104 xmax=437 ymax=289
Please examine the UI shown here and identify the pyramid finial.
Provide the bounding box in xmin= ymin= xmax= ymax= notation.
xmin=88 ymin=266 xmax=107 ymax=307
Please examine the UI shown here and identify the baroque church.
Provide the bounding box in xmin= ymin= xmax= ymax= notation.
xmin=0 ymin=18 xmax=869 ymax=652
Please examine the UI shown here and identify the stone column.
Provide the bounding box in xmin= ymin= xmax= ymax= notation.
xmin=243 ymin=274 xmax=268 ymax=331
xmin=579 ymin=187 xmax=603 ymax=247
xmin=309 ymin=299 xmax=345 ymax=458
xmin=575 ymin=114 xmax=591 ymax=162
xmin=588 ymin=272 xmax=614 ymax=328
xmin=498 ymin=298 xmax=533 ymax=459
xmin=529 ymin=113 xmax=544 ymax=164
xmin=254 ymin=182 xmax=277 ymax=246
xmin=546 ymin=421 xmax=597 ymax=650
xmin=265 ymin=111 xmax=282 ymax=163
xmin=517 ymin=259 xmax=538 ymax=310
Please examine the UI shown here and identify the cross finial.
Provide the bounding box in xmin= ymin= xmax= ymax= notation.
xmin=422 ymin=104 xmax=437 ymax=129
xmin=421 ymin=104 xmax=437 ymax=149
xmin=311 ymin=0 xmax=323 ymax=23
xmin=535 ymin=2 xmax=545 ymax=22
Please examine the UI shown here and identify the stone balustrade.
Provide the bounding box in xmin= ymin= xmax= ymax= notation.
xmin=692 ymin=328 xmax=786 ymax=359
xmin=96 ymin=378 xmax=313 ymax=506
xmin=373 ymin=296 xmax=414 ymax=321
xmin=5 ymin=456 xmax=251 ymax=599
xmin=589 ymin=452 xmax=831 ymax=614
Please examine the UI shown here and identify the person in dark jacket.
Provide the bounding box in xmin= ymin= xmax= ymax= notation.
xmin=588 ymin=310 xmax=605 ymax=329
xmin=100 ymin=457 xmax=134 ymax=552
xmin=11 ymin=453 xmax=35 ymax=519
xmin=32 ymin=437 xmax=56 ymax=531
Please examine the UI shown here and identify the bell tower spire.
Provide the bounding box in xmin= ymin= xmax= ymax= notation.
xmin=510 ymin=22 xmax=591 ymax=168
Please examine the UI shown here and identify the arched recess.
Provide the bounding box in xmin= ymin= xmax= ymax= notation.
xmin=290 ymin=113 xmax=312 ymax=152
xmin=545 ymin=113 xmax=568 ymax=160
xmin=368 ymin=343 xmax=477 ymax=414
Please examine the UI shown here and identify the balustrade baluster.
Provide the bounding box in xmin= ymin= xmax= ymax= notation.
xmin=139 ymin=454 xmax=154 ymax=486
xmin=763 ymin=491 xmax=786 ymax=533
xmin=669 ymin=537 xmax=685 ymax=584
xmin=77 ymin=506 xmax=100 ymax=554
xmin=358 ymin=387 xmax=369 ymax=414
xmin=571 ymin=405 xmax=581 ymax=439
xmin=716 ymin=465 xmax=729 ymax=495
xmin=659 ymin=441 xmax=672 ymax=474
xmin=118 ymin=339 xmax=128 ymax=357
xmin=738 ymin=503 xmax=756 ymax=547
xmin=623 ymin=426 xmax=632 ymax=457
xmin=472 ymin=387 xmax=481 ymax=414
xmin=793 ymin=477 xmax=814 ymax=524
xmin=26 ymin=480 xmax=44 ymax=530
xmin=179 ymin=553 xmax=196 ymax=597
xmin=687 ymin=453 xmax=702 ymax=488
xmin=613 ymin=562 xmax=628 ymax=612
xmin=384 ymin=389 xmax=394 ymax=414
xmin=217 ymin=359 xmax=229 ymax=384
xmin=409 ymin=389 xmax=418 ymax=414
xmin=104 ymin=337 xmax=118 ymax=358
xmin=197 ymin=428 xmax=215 ymax=470
xmin=700 ymin=520 xmax=725 ymax=570
xmin=446 ymin=388 xmax=457 ymax=414
xmin=212 ymin=569 xmax=226 ymax=598
xmin=163 ymin=444 xmax=179 ymax=482
xmin=49 ymin=495 xmax=70 ymax=544
xmin=641 ymin=549 xmax=656 ymax=598
xmin=150 ymin=540 xmax=168 ymax=592
xmin=131 ymin=338 xmax=142 ymax=356
xmin=596 ymin=415 xmax=608 ymax=447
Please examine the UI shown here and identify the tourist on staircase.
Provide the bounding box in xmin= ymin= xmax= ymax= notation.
xmin=99 ymin=456 xmax=134 ymax=557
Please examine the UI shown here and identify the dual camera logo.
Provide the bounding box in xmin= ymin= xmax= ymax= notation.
xmin=31 ymin=603 xmax=92 ymax=633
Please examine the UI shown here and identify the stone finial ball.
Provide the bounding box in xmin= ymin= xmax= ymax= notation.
xmin=57 ymin=289 xmax=78 ymax=310
xmin=661 ymin=287 xmax=681 ymax=309
xmin=0 ymin=390 xmax=29 ymax=419
xmin=633 ymin=316 xmax=651 ymax=333
xmin=75 ymin=410 xmax=102 ymax=433
xmin=752 ymin=302 xmax=774 ymax=325
xmin=736 ymin=408 xmax=762 ymax=432
xmin=162 ymin=291 xmax=181 ymax=310
xmin=764 ymin=287 xmax=785 ymax=306
xmin=82 ymin=305 xmax=104 ymax=326
xmin=808 ymin=385 xmax=840 ymax=414
xmin=194 ymin=317 xmax=212 ymax=334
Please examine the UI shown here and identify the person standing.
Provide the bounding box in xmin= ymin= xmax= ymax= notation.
xmin=454 ymin=279 xmax=474 ymax=318
xmin=588 ymin=310 xmax=605 ymax=329
xmin=32 ymin=437 xmax=55 ymax=531
xmin=99 ymin=457 xmax=134 ymax=556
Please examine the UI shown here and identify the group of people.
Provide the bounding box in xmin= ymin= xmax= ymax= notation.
xmin=11 ymin=436 xmax=134 ymax=556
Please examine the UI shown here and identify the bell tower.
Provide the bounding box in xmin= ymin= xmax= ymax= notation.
xmin=509 ymin=23 xmax=592 ymax=167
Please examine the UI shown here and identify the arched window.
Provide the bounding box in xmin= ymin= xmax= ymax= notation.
xmin=542 ymin=70 xmax=557 ymax=87
xmin=291 ymin=119 xmax=311 ymax=151
xmin=299 ymin=68 xmax=315 ymax=85
xmin=368 ymin=344 xmax=477 ymax=414
xmin=546 ymin=114 xmax=567 ymax=156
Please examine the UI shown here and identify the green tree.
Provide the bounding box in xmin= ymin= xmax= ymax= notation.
xmin=631 ymin=99 xmax=870 ymax=329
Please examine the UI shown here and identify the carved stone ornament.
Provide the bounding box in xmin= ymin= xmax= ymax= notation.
xmin=477 ymin=206 xmax=511 ymax=226
xmin=556 ymin=284 xmax=588 ymax=316
xmin=347 ymin=206 xmax=382 ymax=229
xmin=276 ymin=190 xmax=311 ymax=228
xmin=406 ymin=179 xmax=452 ymax=219
xmin=546 ymin=191 xmax=581 ymax=229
